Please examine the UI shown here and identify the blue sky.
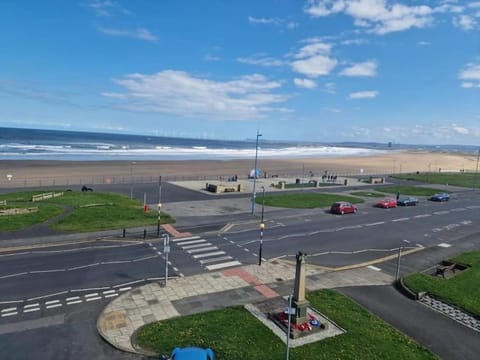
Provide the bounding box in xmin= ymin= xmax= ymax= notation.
xmin=1 ymin=0 xmax=479 ymax=145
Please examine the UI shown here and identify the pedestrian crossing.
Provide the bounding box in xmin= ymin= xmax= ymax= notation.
xmin=172 ymin=236 xmax=241 ymax=271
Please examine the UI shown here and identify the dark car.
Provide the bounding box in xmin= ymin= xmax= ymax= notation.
xmin=170 ymin=347 xmax=215 ymax=360
xmin=330 ymin=201 xmax=357 ymax=215
xmin=430 ymin=193 xmax=450 ymax=202
xmin=397 ymin=197 xmax=419 ymax=206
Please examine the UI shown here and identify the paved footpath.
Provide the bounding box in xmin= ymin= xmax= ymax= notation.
xmin=97 ymin=260 xmax=393 ymax=353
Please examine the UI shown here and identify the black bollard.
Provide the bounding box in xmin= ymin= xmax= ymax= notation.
xmin=143 ymin=229 xmax=147 ymax=239
xmin=122 ymin=228 xmax=126 ymax=238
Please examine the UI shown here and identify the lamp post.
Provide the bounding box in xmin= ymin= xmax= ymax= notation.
xmin=129 ymin=161 xmax=136 ymax=200
xmin=252 ymin=130 xmax=262 ymax=215
xmin=258 ymin=186 xmax=265 ymax=266
xmin=474 ymin=148 xmax=480 ymax=191
xmin=395 ymin=246 xmax=403 ymax=281
xmin=157 ymin=203 xmax=162 ymax=237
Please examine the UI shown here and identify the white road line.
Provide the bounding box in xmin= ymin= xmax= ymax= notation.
xmin=434 ymin=211 xmax=450 ymax=215
xmin=24 ymin=307 xmax=40 ymax=313
xmin=157 ymin=251 xmax=162 ymax=255
xmin=102 ymin=290 xmax=116 ymax=295
xmin=181 ymin=243 xmax=212 ymax=250
xmin=466 ymin=205 xmax=480 ymax=209
xmin=45 ymin=300 xmax=60 ymax=305
xmin=67 ymin=300 xmax=82 ymax=305
xmin=367 ymin=265 xmax=381 ymax=271
xmin=403 ymin=239 xmax=411 ymax=243
xmin=365 ymin=222 xmax=385 ymax=227
xmin=229 ymin=240 xmax=235 ymax=244
xmin=68 ymin=264 xmax=99 ymax=271
xmin=104 ymin=293 xmax=118 ymax=298
xmin=132 ymin=255 xmax=159 ymax=262
xmin=451 ymin=208 xmax=466 ymax=212
xmin=85 ymin=293 xmax=99 ymax=298
xmin=193 ymin=251 xmax=226 ymax=259
xmin=23 ymin=303 xmax=40 ymax=309
xmin=118 ymin=287 xmax=132 ymax=292
xmin=244 ymin=248 xmax=250 ymax=252
xmin=176 ymin=239 xmax=206 ymax=246
xmin=186 ymin=246 xmax=218 ymax=254
xmin=392 ymin=218 xmax=410 ymax=222
xmin=199 ymin=256 xmax=233 ymax=264
xmin=30 ymin=269 xmax=65 ymax=274
xmin=152 ymin=247 xmax=157 ymax=251
xmin=171 ymin=236 xmax=200 ymax=242
xmin=438 ymin=243 xmax=452 ymax=248
xmin=205 ymin=261 xmax=242 ymax=271
xmin=46 ymin=303 xmax=62 ymax=309
xmin=173 ymin=267 xmax=179 ymax=271
xmin=1 ymin=312 xmax=18 ymax=317
xmin=66 ymin=296 xmax=80 ymax=301
xmin=0 ymin=272 xmax=28 ymax=280
xmin=28 ymin=291 xmax=68 ymax=301
xmin=336 ymin=225 xmax=362 ymax=231
xmin=1 ymin=307 xmax=17 ymax=313
xmin=112 ymin=280 xmax=144 ymax=288
xmin=86 ymin=296 xmax=102 ymax=302
xmin=414 ymin=214 xmax=431 ymax=218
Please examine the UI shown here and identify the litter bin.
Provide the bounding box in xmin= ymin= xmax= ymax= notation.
xmin=296 ymin=178 xmax=300 ymax=184
xmin=344 ymin=179 xmax=348 ymax=186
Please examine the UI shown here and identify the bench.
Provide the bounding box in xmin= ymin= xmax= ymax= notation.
xmin=436 ymin=263 xmax=456 ymax=278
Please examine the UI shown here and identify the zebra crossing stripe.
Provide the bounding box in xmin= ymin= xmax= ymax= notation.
xmin=176 ymin=239 xmax=206 ymax=246
xmin=187 ymin=246 xmax=218 ymax=254
xmin=182 ymin=243 xmax=212 ymax=250
xmin=193 ymin=251 xmax=226 ymax=259
xmin=199 ymin=256 xmax=233 ymax=264
xmin=206 ymin=261 xmax=242 ymax=271
xmin=171 ymin=236 xmax=200 ymax=242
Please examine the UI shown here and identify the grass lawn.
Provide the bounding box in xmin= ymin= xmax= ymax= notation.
xmin=349 ymin=191 xmax=386 ymax=198
xmin=379 ymin=186 xmax=447 ymax=197
xmin=257 ymin=193 xmax=363 ymax=209
xmin=273 ymin=182 xmax=337 ymax=189
xmin=404 ymin=251 xmax=480 ymax=317
xmin=0 ymin=190 xmax=174 ymax=232
xmin=393 ymin=172 xmax=478 ymax=188
xmin=135 ymin=289 xmax=436 ymax=360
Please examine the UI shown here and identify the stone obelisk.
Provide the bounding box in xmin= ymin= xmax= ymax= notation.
xmin=292 ymin=251 xmax=309 ymax=325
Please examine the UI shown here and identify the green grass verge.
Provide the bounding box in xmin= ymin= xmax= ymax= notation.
xmin=404 ymin=251 xmax=480 ymax=317
xmin=379 ymin=186 xmax=447 ymax=196
xmin=257 ymin=193 xmax=363 ymax=209
xmin=135 ymin=289 xmax=436 ymax=359
xmin=349 ymin=191 xmax=386 ymax=198
xmin=393 ymin=172 xmax=478 ymax=188
xmin=0 ymin=190 xmax=174 ymax=232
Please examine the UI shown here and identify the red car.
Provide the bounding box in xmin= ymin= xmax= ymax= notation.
xmin=377 ymin=198 xmax=397 ymax=208
xmin=331 ymin=201 xmax=357 ymax=215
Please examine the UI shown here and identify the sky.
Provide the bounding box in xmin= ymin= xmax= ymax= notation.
xmin=0 ymin=0 xmax=479 ymax=145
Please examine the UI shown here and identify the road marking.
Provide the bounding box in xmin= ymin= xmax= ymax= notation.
xmin=365 ymin=222 xmax=385 ymax=227
xmin=86 ymin=296 xmax=102 ymax=302
xmin=157 ymin=251 xmax=162 ymax=255
xmin=176 ymin=239 xmax=206 ymax=246
xmin=1 ymin=307 xmax=17 ymax=313
xmin=171 ymin=236 xmax=200 ymax=242
xmin=414 ymin=214 xmax=431 ymax=218
xmin=187 ymin=246 xmax=218 ymax=254
xmin=85 ymin=293 xmax=99 ymax=298
xmin=193 ymin=251 xmax=226 ymax=259
xmin=438 ymin=243 xmax=452 ymax=248
xmin=66 ymin=296 xmax=80 ymax=301
xmin=432 ymin=228 xmax=443 ymax=232
xmin=46 ymin=303 xmax=62 ymax=309
xmin=104 ymin=293 xmax=118 ymax=298
xmin=0 ymin=272 xmax=28 ymax=280
xmin=173 ymin=267 xmax=179 ymax=271
xmin=460 ymin=220 xmax=472 ymax=225
xmin=24 ymin=303 xmax=40 ymax=309
xmin=403 ymin=239 xmax=411 ymax=243
xmin=336 ymin=225 xmax=362 ymax=231
xmin=451 ymin=208 xmax=466 ymax=212
xmin=392 ymin=218 xmax=410 ymax=222
xmin=102 ymin=290 xmax=115 ymax=295
xmin=45 ymin=300 xmax=60 ymax=305
xmin=152 ymin=247 xmax=157 ymax=251
xmin=181 ymin=243 xmax=212 ymax=250
xmin=466 ymin=205 xmax=480 ymax=209
xmin=67 ymin=300 xmax=82 ymax=305
xmin=24 ymin=307 xmax=40 ymax=313
xmin=434 ymin=211 xmax=450 ymax=215
xmin=1 ymin=312 xmax=18 ymax=317
xmin=199 ymin=256 xmax=233 ymax=264
xmin=118 ymin=287 xmax=132 ymax=292
xmin=367 ymin=265 xmax=381 ymax=271
xmin=206 ymin=261 xmax=242 ymax=271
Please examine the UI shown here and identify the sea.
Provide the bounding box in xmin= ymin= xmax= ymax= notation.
xmin=0 ymin=127 xmax=477 ymax=161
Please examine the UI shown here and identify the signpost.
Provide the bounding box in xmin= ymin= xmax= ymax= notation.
xmin=163 ymin=234 xmax=170 ymax=287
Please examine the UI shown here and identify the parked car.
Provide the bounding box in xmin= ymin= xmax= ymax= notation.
xmin=397 ymin=197 xmax=419 ymax=206
xmin=376 ymin=198 xmax=397 ymax=208
xmin=170 ymin=347 xmax=215 ymax=360
xmin=330 ymin=201 xmax=357 ymax=215
xmin=430 ymin=193 xmax=450 ymax=202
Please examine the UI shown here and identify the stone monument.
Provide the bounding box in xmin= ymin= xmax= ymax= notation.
xmin=292 ymin=251 xmax=310 ymax=325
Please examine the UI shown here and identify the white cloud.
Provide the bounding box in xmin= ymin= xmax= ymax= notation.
xmin=341 ymin=38 xmax=369 ymax=45
xmin=323 ymin=82 xmax=336 ymax=94
xmin=339 ymin=61 xmax=377 ymax=77
xmin=87 ymin=0 xmax=130 ymax=17
xmin=453 ymin=15 xmax=477 ymax=30
xmin=204 ymin=54 xmax=221 ymax=61
xmin=293 ymin=78 xmax=317 ymax=88
xmin=459 ymin=63 xmax=480 ymax=88
xmin=248 ymin=16 xmax=298 ymax=29
xmin=348 ymin=90 xmax=379 ymax=99
xmin=237 ymin=54 xmax=285 ymax=67
xmin=294 ymin=42 xmax=332 ymax=58
xmin=103 ymin=70 xmax=289 ymax=120
xmin=305 ymin=0 xmax=434 ymax=35
xmin=291 ymin=55 xmax=338 ymax=78
xmin=324 ymin=107 xmax=342 ymax=113
xmin=452 ymin=124 xmax=469 ymax=135
xmin=417 ymin=41 xmax=431 ymax=46
xmin=98 ymin=27 xmax=157 ymax=42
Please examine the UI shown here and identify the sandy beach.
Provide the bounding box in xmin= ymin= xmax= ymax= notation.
xmin=0 ymin=150 xmax=478 ymax=188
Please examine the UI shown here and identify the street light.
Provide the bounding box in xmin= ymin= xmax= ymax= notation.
xmin=474 ymin=148 xmax=480 ymax=191
xmin=252 ymin=130 xmax=262 ymax=215
xmin=157 ymin=203 xmax=162 ymax=237
xmin=258 ymin=186 xmax=265 ymax=266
